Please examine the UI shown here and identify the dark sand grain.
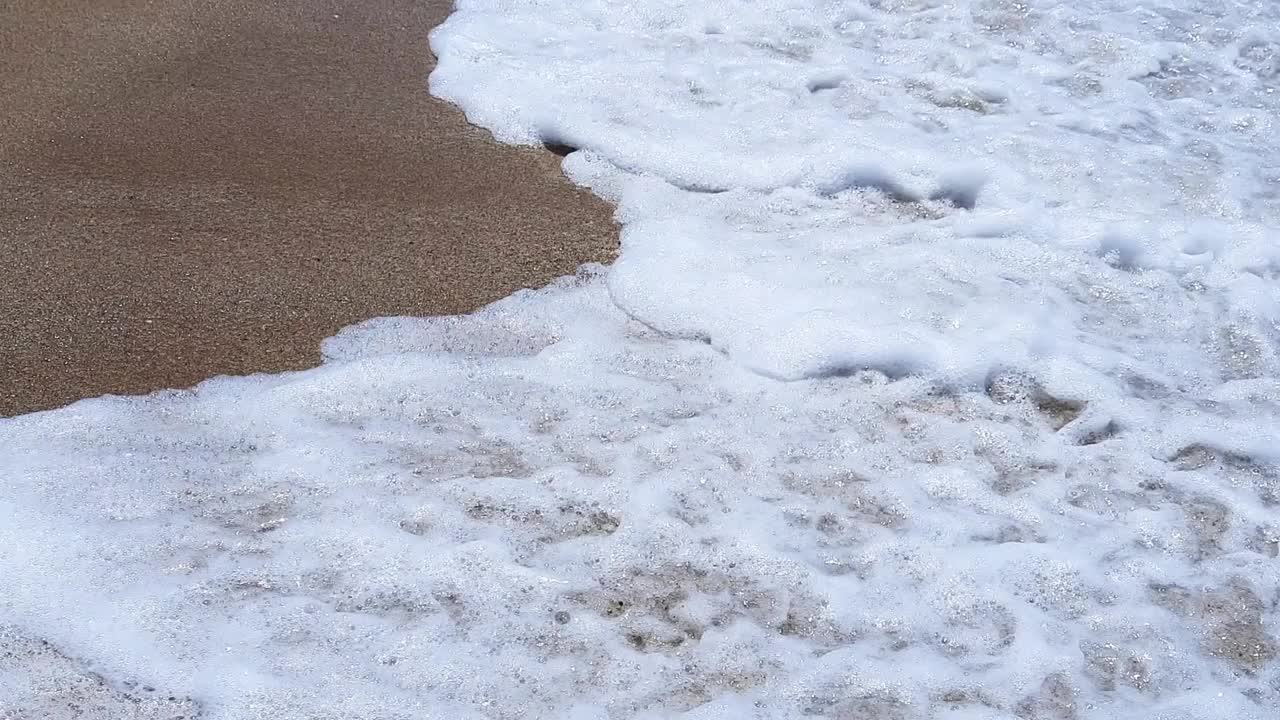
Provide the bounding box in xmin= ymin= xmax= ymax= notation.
xmin=0 ymin=0 xmax=617 ymax=416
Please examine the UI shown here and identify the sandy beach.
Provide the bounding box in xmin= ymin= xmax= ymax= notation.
xmin=0 ymin=0 xmax=617 ymax=416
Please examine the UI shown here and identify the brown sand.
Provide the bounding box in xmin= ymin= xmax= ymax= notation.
xmin=0 ymin=0 xmax=617 ymax=416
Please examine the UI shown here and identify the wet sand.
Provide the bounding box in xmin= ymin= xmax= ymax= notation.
xmin=0 ymin=0 xmax=617 ymax=416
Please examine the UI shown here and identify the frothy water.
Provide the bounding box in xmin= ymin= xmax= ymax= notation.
xmin=2 ymin=1 xmax=1278 ymax=718
xmin=433 ymin=0 xmax=1280 ymax=387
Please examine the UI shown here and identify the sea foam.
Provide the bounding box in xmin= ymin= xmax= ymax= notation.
xmin=2 ymin=1 xmax=1278 ymax=718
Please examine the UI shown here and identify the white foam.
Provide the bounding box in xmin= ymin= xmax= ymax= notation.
xmin=433 ymin=0 xmax=1280 ymax=385
xmin=2 ymin=1 xmax=1279 ymax=718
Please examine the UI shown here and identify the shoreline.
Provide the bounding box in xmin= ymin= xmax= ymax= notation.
xmin=0 ymin=0 xmax=617 ymax=416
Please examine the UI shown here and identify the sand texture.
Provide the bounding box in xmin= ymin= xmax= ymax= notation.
xmin=0 ymin=0 xmax=617 ymax=416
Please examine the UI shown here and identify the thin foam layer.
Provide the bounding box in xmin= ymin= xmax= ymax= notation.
xmin=3 ymin=268 xmax=1279 ymax=719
